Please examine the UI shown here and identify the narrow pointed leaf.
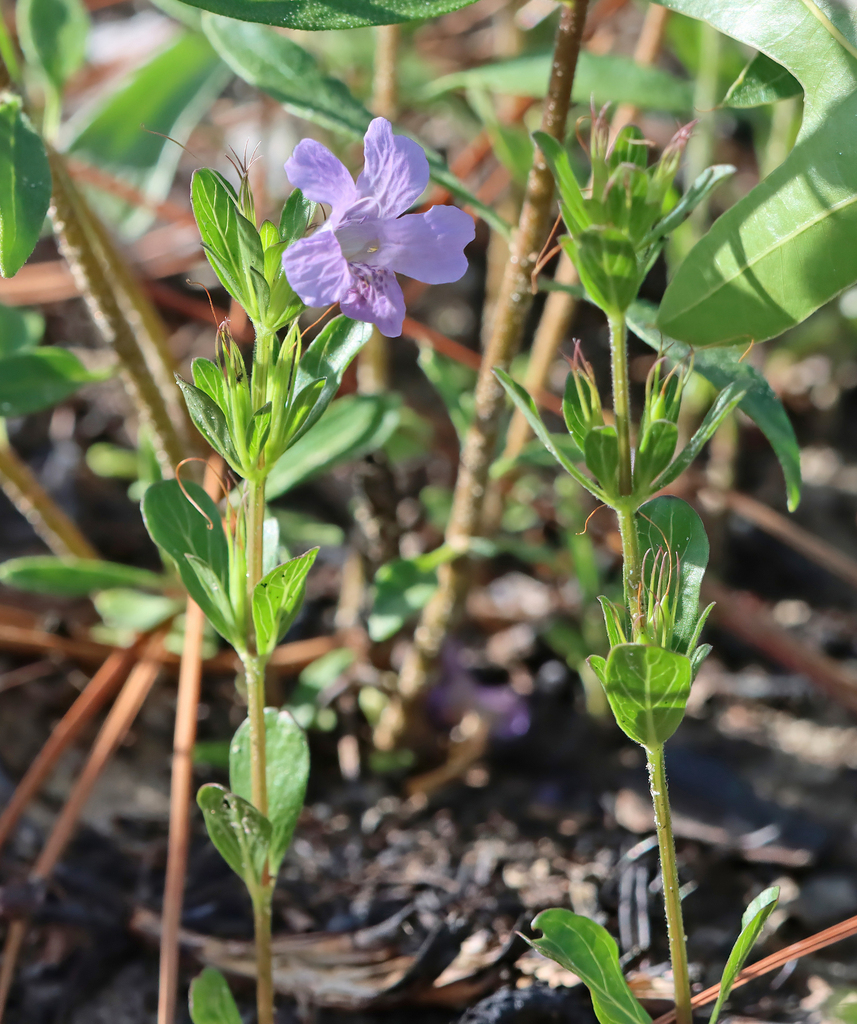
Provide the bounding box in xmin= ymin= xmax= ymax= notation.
xmin=251 ymin=548 xmax=318 ymax=657
xmin=710 ymin=886 xmax=780 ymax=1024
xmin=0 ymin=95 xmax=51 ymax=278
xmin=0 ymin=556 xmax=164 ymax=596
xmin=494 ymin=369 xmax=606 ymax=501
xmin=177 ymin=378 xmax=241 ymax=469
xmin=17 ymin=0 xmax=89 ymax=93
xmin=628 ymin=300 xmax=801 ymax=511
xmin=176 ymin=0 xmax=484 ymax=30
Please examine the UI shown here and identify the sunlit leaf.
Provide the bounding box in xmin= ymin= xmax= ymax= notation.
xmin=0 ymin=95 xmax=51 ymax=278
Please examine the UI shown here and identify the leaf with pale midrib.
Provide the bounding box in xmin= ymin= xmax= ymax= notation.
xmin=655 ymin=0 xmax=857 ymax=346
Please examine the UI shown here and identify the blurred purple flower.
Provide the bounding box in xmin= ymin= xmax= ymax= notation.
xmin=282 ymin=118 xmax=475 ymax=337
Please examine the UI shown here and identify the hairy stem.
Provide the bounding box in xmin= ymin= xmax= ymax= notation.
xmin=243 ymin=474 xmax=274 ymax=1024
xmin=647 ymin=744 xmax=693 ymax=1024
xmin=47 ymin=147 xmax=190 ymax=471
xmin=391 ymin=0 xmax=590 ymax=719
xmin=0 ymin=422 xmax=98 ymax=559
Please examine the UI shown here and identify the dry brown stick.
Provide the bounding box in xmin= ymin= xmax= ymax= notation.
xmin=0 ymin=639 xmax=144 ymax=856
xmin=703 ymin=579 xmax=857 ymax=714
xmin=0 ymin=634 xmax=164 ymax=1020
xmin=723 ymin=489 xmax=857 ymax=592
xmin=158 ymin=458 xmax=222 ymax=1024
xmin=0 ymin=432 xmax=98 ymax=559
xmin=157 ymin=599 xmax=206 ymax=1024
xmin=652 ymin=912 xmax=857 ymax=1024
xmin=390 ymin=0 xmax=590 ymax=722
xmin=47 ymin=146 xmax=189 ymax=472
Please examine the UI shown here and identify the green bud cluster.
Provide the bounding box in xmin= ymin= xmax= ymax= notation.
xmin=536 ymin=108 xmax=734 ymax=317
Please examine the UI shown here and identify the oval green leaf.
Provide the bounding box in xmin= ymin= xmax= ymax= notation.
xmin=229 ymin=708 xmax=309 ymax=874
xmin=0 ymin=348 xmax=109 ymax=416
xmin=528 ymin=909 xmax=652 ymax=1024
xmin=189 ymin=967 xmax=242 ymax=1024
xmin=17 ymin=0 xmax=89 ymax=93
xmin=0 ymin=556 xmax=165 ymax=596
xmin=603 ymin=643 xmax=692 ymax=747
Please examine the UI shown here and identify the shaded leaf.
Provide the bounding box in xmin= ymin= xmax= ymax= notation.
xmin=266 ymin=393 xmax=400 ymax=499
xmin=177 ymin=377 xmax=241 ymax=470
xmin=0 ymin=95 xmax=51 ymax=278
xmin=723 ymin=51 xmax=802 ymax=107
xmin=17 ymin=0 xmax=89 ymax=93
xmin=230 ymin=708 xmax=309 ymax=874
xmin=197 ymin=783 xmax=270 ymax=887
xmin=429 ymin=50 xmax=693 ymax=111
xmin=93 ymin=588 xmax=183 ymax=631
xmin=0 ymin=300 xmax=45 ymax=357
xmin=628 ymin=300 xmax=801 ymax=510
xmin=368 ymin=548 xmax=455 ymax=642
xmin=528 ymin=909 xmax=652 ymax=1024
xmin=141 ymin=480 xmax=233 ymax=642
xmin=603 ymin=643 xmax=692 ymax=747
xmin=0 ymin=348 xmax=109 ymax=416
xmin=189 ymin=967 xmax=242 ymax=1024
xmin=0 ymin=556 xmax=164 ymax=596
xmin=494 ymin=368 xmax=607 ymax=502
xmin=67 ymin=33 xmax=229 ymax=238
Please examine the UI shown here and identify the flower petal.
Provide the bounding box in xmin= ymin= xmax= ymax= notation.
xmin=378 ymin=205 xmax=475 ymax=284
xmin=282 ymin=229 xmax=351 ymax=308
xmin=285 ymin=139 xmax=357 ymax=209
xmin=357 ymin=117 xmax=429 ymax=218
xmin=340 ymin=267 xmax=405 ymax=338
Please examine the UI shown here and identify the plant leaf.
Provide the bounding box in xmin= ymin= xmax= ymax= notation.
xmin=266 ymin=393 xmax=400 ymax=499
xmin=655 ymin=0 xmax=857 ymax=345
xmin=189 ymin=967 xmax=242 ymax=1024
xmin=0 ymin=300 xmax=44 ymax=357
xmin=289 ymin=316 xmax=372 ymax=444
xmin=636 ymin=496 xmax=709 ymax=656
xmin=0 ymin=348 xmax=109 ymax=416
xmin=251 ymin=549 xmax=318 ymax=658
xmin=174 ymin=0 xmax=483 ymax=31
xmin=197 ymin=783 xmax=270 ymax=888
xmin=0 ymin=556 xmax=165 ymax=596
xmin=710 ymin=886 xmax=780 ymax=1024
xmin=528 ymin=909 xmax=652 ymax=1024
xmin=17 ymin=0 xmax=89 ymax=93
xmin=494 ymin=369 xmax=607 ymax=502
xmin=93 ymin=589 xmax=183 ymax=631
xmin=279 ymin=187 xmax=316 ymax=245
xmin=67 ymin=33 xmax=229 ymax=238
xmin=429 ymin=50 xmax=693 ymax=111
xmin=603 ymin=643 xmax=692 ymax=747
xmin=177 ymin=378 xmax=242 ymax=470
xmin=653 ymin=381 xmax=745 ymax=490
xmin=230 ymin=708 xmax=309 ymax=874
xmin=628 ymin=300 xmax=801 ymax=511
xmin=368 ymin=549 xmax=453 ymax=642
xmin=141 ymin=480 xmax=233 ymax=640
xmin=723 ymin=51 xmax=802 ymax=107
xmin=0 ymin=95 xmax=51 ymax=279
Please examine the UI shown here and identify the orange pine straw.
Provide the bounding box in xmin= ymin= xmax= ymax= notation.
xmin=652 ymin=913 xmax=857 ymax=1024
xmin=0 ymin=637 xmax=146 ymax=856
xmin=0 ymin=633 xmax=166 ymax=1021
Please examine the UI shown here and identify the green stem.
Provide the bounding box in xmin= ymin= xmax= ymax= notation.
xmin=251 ymin=890 xmax=275 ymax=1024
xmin=609 ymin=311 xmax=641 ymax=613
xmin=242 ymin=474 xmax=274 ymax=1024
xmin=251 ymin=326 xmax=275 ymax=416
xmin=0 ymin=17 xmax=21 ymax=84
xmin=647 ymin=743 xmax=693 ymax=1024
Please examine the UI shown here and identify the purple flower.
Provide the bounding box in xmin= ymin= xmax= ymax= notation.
xmin=282 ymin=118 xmax=475 ymax=338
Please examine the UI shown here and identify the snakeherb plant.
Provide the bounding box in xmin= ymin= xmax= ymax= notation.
xmin=496 ymin=107 xmax=782 ymax=1024
xmin=139 ymin=121 xmax=472 ymax=1024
